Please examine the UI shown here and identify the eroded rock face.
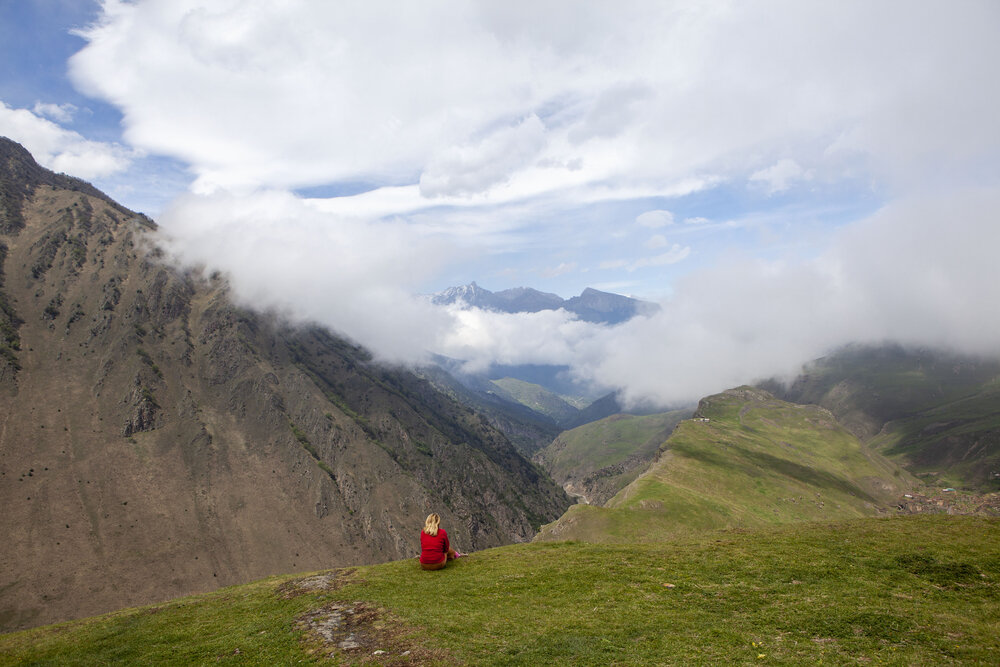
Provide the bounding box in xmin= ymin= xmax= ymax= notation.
xmin=0 ymin=138 xmax=570 ymax=632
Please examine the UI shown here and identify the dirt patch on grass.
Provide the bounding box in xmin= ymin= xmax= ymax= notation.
xmin=296 ymin=601 xmax=454 ymax=665
xmin=277 ymin=568 xmax=361 ymax=599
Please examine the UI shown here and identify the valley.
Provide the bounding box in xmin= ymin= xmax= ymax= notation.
xmin=1 ymin=137 xmax=998 ymax=661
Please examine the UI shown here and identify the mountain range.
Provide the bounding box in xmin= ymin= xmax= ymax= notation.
xmin=431 ymin=281 xmax=659 ymax=325
xmin=0 ymin=137 xmax=569 ymax=632
xmin=3 ymin=135 xmax=999 ymax=639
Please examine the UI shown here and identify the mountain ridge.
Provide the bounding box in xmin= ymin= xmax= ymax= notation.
xmin=430 ymin=281 xmax=658 ymax=325
xmin=0 ymin=138 xmax=570 ymax=632
xmin=763 ymin=344 xmax=1000 ymax=491
xmin=535 ymin=386 xmax=913 ymax=543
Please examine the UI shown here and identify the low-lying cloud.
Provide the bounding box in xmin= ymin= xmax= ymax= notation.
xmin=158 ymin=186 xmax=1000 ymax=407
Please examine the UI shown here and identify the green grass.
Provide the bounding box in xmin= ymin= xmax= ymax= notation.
xmin=2 ymin=516 xmax=997 ymax=665
xmin=777 ymin=346 xmax=1000 ymax=490
xmin=538 ymin=389 xmax=913 ymax=543
xmin=490 ymin=377 xmax=580 ymax=424
xmin=538 ymin=411 xmax=687 ymax=476
xmin=868 ymin=383 xmax=1000 ymax=491
xmin=0 ymin=577 xmax=326 ymax=666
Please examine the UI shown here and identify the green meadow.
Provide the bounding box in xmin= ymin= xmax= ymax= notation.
xmin=2 ymin=516 xmax=997 ymax=665
xmin=537 ymin=388 xmax=913 ymax=544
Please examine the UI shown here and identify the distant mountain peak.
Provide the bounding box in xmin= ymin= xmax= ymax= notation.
xmin=430 ymin=282 xmax=659 ymax=325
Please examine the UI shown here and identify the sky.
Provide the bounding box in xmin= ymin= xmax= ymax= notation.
xmin=2 ymin=0 xmax=999 ymax=406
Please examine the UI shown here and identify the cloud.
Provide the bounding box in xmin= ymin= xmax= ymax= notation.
xmin=69 ymin=1 xmax=1000 ymax=202
xmin=0 ymin=101 xmax=132 ymax=179
xmin=149 ymin=185 xmax=1000 ymax=410
xmin=575 ymin=187 xmax=1000 ymax=406
xmin=419 ymin=115 xmax=548 ymax=197
xmin=600 ymin=245 xmax=690 ymax=273
xmin=32 ymin=102 xmax=79 ymax=124
xmin=645 ymin=234 xmax=668 ymax=249
xmin=58 ymin=1 xmax=1000 ymax=409
xmin=749 ymin=158 xmax=812 ymax=194
xmin=156 ymin=190 xmax=457 ymax=364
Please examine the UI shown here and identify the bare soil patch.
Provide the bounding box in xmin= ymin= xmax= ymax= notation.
xmin=277 ymin=568 xmax=360 ymax=599
xmin=296 ymin=601 xmax=454 ymax=665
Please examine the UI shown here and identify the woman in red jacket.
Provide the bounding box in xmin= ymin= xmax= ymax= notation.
xmin=419 ymin=513 xmax=462 ymax=570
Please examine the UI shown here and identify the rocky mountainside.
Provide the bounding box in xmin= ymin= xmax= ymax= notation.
xmin=413 ymin=362 xmax=563 ymax=456
xmin=431 ymin=281 xmax=657 ymax=325
xmin=0 ymin=138 xmax=569 ymax=632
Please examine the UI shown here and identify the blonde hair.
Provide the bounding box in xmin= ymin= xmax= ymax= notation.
xmin=423 ymin=513 xmax=440 ymax=536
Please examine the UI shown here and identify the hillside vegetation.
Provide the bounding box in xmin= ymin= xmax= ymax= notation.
xmin=489 ymin=377 xmax=582 ymax=425
xmin=537 ymin=387 xmax=911 ymax=543
xmin=534 ymin=409 xmax=690 ymax=505
xmin=772 ymin=344 xmax=1000 ymax=490
xmin=1 ymin=516 xmax=997 ymax=665
xmin=868 ymin=381 xmax=1000 ymax=490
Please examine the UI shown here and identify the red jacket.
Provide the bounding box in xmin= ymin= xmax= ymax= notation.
xmin=420 ymin=528 xmax=450 ymax=564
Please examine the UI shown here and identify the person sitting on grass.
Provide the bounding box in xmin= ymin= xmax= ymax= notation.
xmin=419 ymin=513 xmax=463 ymax=570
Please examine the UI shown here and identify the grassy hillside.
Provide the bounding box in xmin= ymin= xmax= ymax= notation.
xmin=534 ymin=409 xmax=690 ymax=505
xmin=2 ymin=516 xmax=997 ymax=665
xmin=771 ymin=345 xmax=1000 ymax=490
xmin=869 ymin=380 xmax=1000 ymax=491
xmin=489 ymin=377 xmax=582 ymax=425
xmin=537 ymin=387 xmax=912 ymax=543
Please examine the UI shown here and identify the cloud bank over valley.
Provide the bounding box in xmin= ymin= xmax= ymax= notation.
xmin=4 ymin=0 xmax=999 ymax=406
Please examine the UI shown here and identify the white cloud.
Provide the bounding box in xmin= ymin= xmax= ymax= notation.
xmin=0 ymin=101 xmax=132 ymax=179
xmin=578 ymin=187 xmax=1000 ymax=406
xmin=596 ymin=244 xmax=692 ymax=273
xmin=749 ymin=158 xmax=812 ymax=194
xmin=636 ymin=210 xmax=674 ymax=228
xmin=419 ymin=115 xmax=547 ymax=197
xmin=156 ymin=190 xmax=456 ymax=364
xmin=69 ymin=1 xmax=1000 ymax=202
xmin=56 ymin=1 xmax=1000 ymax=408
xmin=32 ymin=102 xmax=79 ymax=124
xmin=149 ymin=186 xmax=1000 ymax=410
xmin=598 ymin=259 xmax=629 ymax=271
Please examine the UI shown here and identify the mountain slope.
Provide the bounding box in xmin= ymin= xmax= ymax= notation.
xmin=534 ymin=409 xmax=690 ymax=505
xmin=536 ymin=387 xmax=912 ymax=543
xmin=0 ymin=138 xmax=569 ymax=632
xmin=415 ymin=362 xmax=563 ymax=456
xmin=770 ymin=344 xmax=1000 ymax=490
xmin=488 ymin=377 xmax=581 ymax=426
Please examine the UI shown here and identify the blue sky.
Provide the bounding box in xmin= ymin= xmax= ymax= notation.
xmin=2 ymin=1 xmax=998 ymax=403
